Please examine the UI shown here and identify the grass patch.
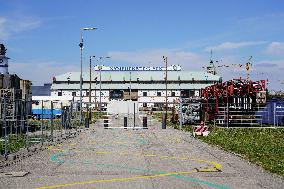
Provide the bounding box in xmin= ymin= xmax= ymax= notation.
xmin=0 ymin=134 xmax=26 ymax=154
xmin=198 ymin=127 xmax=284 ymax=177
xmin=153 ymin=113 xmax=284 ymax=177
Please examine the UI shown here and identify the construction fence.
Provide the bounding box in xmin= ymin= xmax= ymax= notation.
xmin=0 ymin=97 xmax=83 ymax=157
xmin=171 ymin=98 xmax=284 ymax=128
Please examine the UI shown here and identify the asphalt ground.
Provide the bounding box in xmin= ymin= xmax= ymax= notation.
xmin=0 ymin=114 xmax=283 ymax=189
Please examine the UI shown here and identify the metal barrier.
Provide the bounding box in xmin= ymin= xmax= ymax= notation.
xmin=171 ymin=99 xmax=284 ymax=128
xmin=0 ymin=97 xmax=83 ymax=157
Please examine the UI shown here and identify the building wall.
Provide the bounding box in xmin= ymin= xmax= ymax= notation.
xmin=51 ymin=88 xmax=197 ymax=109
xmin=50 ymin=71 xmax=222 ymax=111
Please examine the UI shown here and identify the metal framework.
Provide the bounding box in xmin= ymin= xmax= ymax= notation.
xmin=201 ymin=78 xmax=267 ymax=126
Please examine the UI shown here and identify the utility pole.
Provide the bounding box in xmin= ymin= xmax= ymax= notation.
xmin=89 ymin=56 xmax=95 ymax=121
xmin=129 ymin=71 xmax=132 ymax=100
xmin=79 ymin=31 xmax=83 ymax=124
xmin=98 ymin=56 xmax=110 ymax=112
xmin=99 ymin=58 xmax=102 ymax=112
xmin=79 ymin=27 xmax=97 ymax=124
xmin=163 ymin=56 xmax=168 ymax=127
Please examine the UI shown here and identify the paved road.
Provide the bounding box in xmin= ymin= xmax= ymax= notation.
xmin=0 ymin=114 xmax=283 ymax=189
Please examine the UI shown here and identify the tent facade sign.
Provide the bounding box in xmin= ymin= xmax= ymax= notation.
xmin=94 ymin=65 xmax=182 ymax=71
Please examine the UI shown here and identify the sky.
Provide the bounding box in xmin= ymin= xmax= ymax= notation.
xmin=0 ymin=0 xmax=284 ymax=90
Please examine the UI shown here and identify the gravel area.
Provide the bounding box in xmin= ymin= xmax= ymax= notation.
xmin=0 ymin=114 xmax=283 ymax=189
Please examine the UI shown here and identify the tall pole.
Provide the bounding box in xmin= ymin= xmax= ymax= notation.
xmin=99 ymin=57 xmax=102 ymax=112
xmin=89 ymin=56 xmax=95 ymax=120
xmin=79 ymin=27 xmax=97 ymax=123
xmin=89 ymin=56 xmax=92 ymax=109
xmin=79 ymin=31 xmax=83 ymax=123
xmin=129 ymin=71 xmax=132 ymax=100
xmin=95 ymin=79 xmax=97 ymax=110
xmin=3 ymin=98 xmax=7 ymax=157
xmin=98 ymin=56 xmax=110 ymax=112
xmin=163 ymin=56 xmax=168 ymax=124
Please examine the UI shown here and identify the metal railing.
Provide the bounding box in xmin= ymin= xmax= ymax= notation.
xmin=0 ymin=97 xmax=82 ymax=157
xmin=170 ymin=99 xmax=284 ymax=128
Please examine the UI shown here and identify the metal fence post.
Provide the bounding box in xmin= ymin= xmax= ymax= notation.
xmin=3 ymin=98 xmax=8 ymax=157
xmin=25 ymin=99 xmax=29 ymax=148
xmin=67 ymin=107 xmax=71 ymax=135
xmin=61 ymin=102 xmax=63 ymax=137
xmin=124 ymin=117 xmax=127 ymax=129
xmin=20 ymin=99 xmax=23 ymax=134
xmin=14 ymin=99 xmax=17 ymax=135
xmin=162 ymin=114 xmax=166 ymax=129
xmin=133 ymin=103 xmax=136 ymax=128
xmin=143 ymin=116 xmax=147 ymax=129
xmin=226 ymin=101 xmax=229 ymax=128
xmin=179 ymin=98 xmax=182 ymax=130
xmin=70 ymin=101 xmax=73 ymax=131
xmin=274 ymin=102 xmax=276 ymax=127
xmin=41 ymin=100 xmax=44 ymax=145
xmin=51 ymin=101 xmax=54 ymax=141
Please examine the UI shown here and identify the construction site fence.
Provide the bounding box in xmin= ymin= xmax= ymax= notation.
xmin=0 ymin=97 xmax=84 ymax=157
xmin=170 ymin=99 xmax=284 ymax=128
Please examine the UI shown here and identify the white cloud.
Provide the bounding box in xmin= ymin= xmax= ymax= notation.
xmin=234 ymin=13 xmax=284 ymax=34
xmin=0 ymin=17 xmax=9 ymax=40
xmin=205 ymin=41 xmax=266 ymax=51
xmin=266 ymin=42 xmax=284 ymax=55
xmin=9 ymin=61 xmax=79 ymax=85
xmin=107 ymin=49 xmax=207 ymax=70
xmin=207 ymin=55 xmax=284 ymax=90
xmin=0 ymin=16 xmax=41 ymax=41
xmin=11 ymin=17 xmax=41 ymax=32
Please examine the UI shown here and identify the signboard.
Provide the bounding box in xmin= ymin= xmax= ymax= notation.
xmin=94 ymin=65 xmax=181 ymax=71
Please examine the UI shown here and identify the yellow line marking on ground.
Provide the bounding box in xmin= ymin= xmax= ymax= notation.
xmin=48 ymin=147 xmax=222 ymax=172
xmin=176 ymin=157 xmax=189 ymax=160
xmin=96 ymin=151 xmax=111 ymax=154
xmin=119 ymin=152 xmax=130 ymax=155
xmin=144 ymin=154 xmax=157 ymax=157
xmin=114 ymin=141 xmax=136 ymax=144
xmin=47 ymin=146 xmax=65 ymax=152
xmin=36 ymin=170 xmax=199 ymax=189
xmin=160 ymin=156 xmax=169 ymax=158
xmin=88 ymin=142 xmax=96 ymax=145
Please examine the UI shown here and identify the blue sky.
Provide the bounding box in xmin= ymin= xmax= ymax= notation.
xmin=0 ymin=0 xmax=284 ymax=90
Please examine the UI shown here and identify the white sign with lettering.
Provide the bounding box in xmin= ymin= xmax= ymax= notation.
xmin=94 ymin=65 xmax=181 ymax=71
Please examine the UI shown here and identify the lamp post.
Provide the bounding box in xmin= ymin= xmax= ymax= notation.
xmin=129 ymin=71 xmax=132 ymax=101
xmin=79 ymin=27 xmax=97 ymax=124
xmin=97 ymin=56 xmax=110 ymax=112
xmin=88 ymin=55 xmax=96 ymax=122
xmin=163 ymin=56 xmax=168 ymax=128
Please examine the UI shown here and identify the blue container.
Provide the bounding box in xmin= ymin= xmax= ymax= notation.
xmin=32 ymin=109 xmax=62 ymax=119
xmin=256 ymin=98 xmax=284 ymax=125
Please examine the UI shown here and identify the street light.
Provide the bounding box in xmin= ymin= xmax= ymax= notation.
xmin=96 ymin=56 xmax=110 ymax=112
xmin=162 ymin=56 xmax=168 ymax=129
xmin=79 ymin=27 xmax=97 ymax=124
xmin=88 ymin=55 xmax=96 ymax=122
xmin=129 ymin=71 xmax=132 ymax=101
